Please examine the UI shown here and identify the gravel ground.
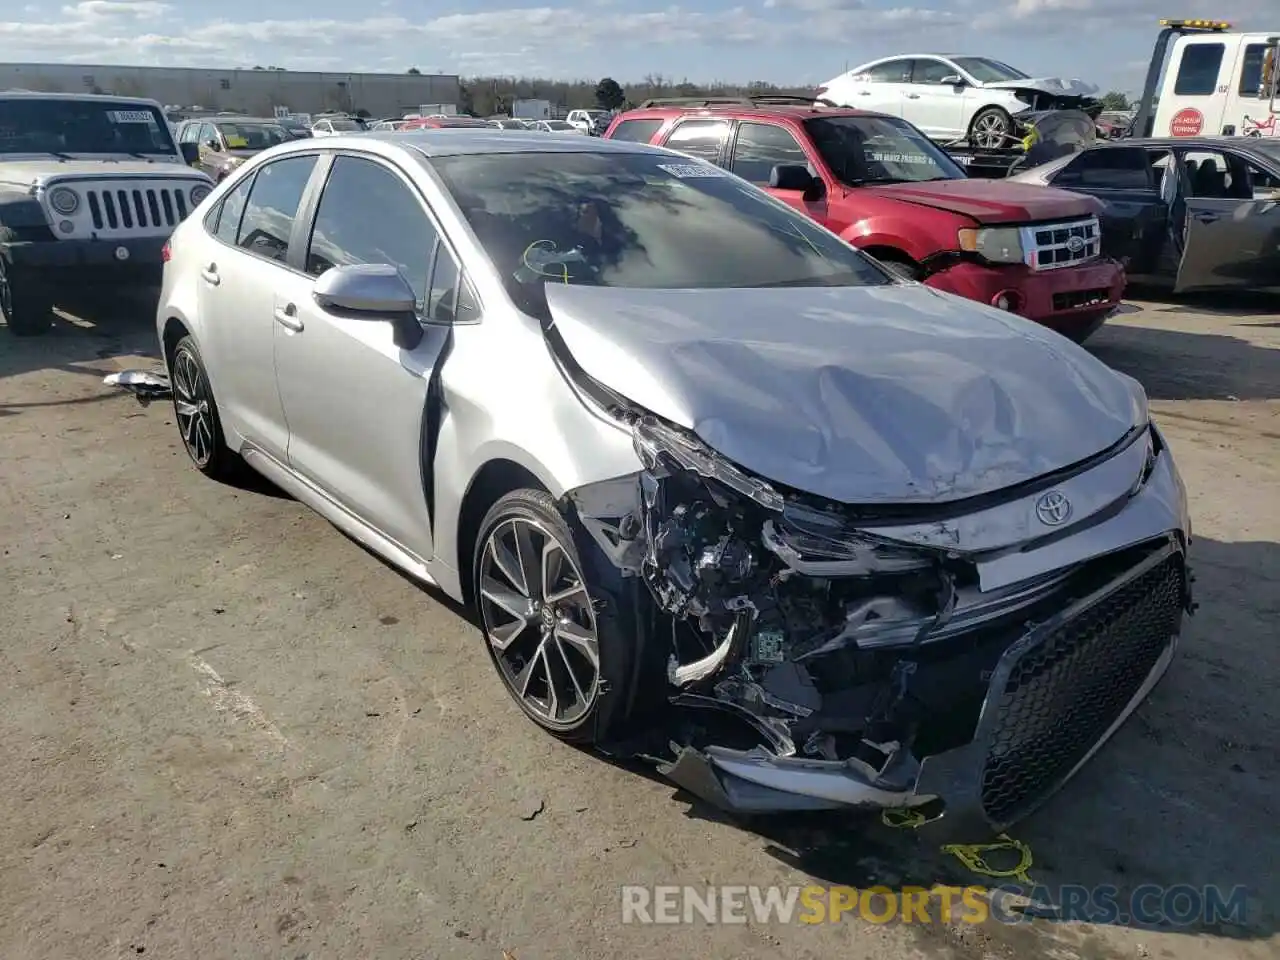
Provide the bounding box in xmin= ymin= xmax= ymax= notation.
xmin=1 ymin=293 xmax=1277 ymax=960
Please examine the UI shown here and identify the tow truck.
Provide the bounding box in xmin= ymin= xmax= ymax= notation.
xmin=943 ymin=19 xmax=1280 ymax=177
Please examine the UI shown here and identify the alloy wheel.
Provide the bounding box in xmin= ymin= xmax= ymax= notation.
xmin=973 ymin=113 xmax=1010 ymax=149
xmin=171 ymin=346 xmax=214 ymax=467
xmin=479 ymin=516 xmax=601 ymax=728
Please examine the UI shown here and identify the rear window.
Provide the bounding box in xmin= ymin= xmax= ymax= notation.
xmin=1052 ymin=148 xmax=1152 ymax=189
xmin=608 ymin=118 xmax=663 ymax=143
xmin=429 ymin=150 xmax=890 ymax=320
xmin=1173 ymin=42 xmax=1225 ymax=96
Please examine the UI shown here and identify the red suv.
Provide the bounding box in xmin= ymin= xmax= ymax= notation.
xmin=604 ymin=99 xmax=1124 ymax=342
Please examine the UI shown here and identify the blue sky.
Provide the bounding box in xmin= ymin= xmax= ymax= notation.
xmin=0 ymin=0 xmax=1273 ymax=93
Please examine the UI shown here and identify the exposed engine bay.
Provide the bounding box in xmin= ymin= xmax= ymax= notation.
xmin=565 ymin=405 xmax=1192 ymax=828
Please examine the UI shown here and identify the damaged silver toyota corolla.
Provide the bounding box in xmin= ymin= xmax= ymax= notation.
xmin=134 ymin=132 xmax=1192 ymax=837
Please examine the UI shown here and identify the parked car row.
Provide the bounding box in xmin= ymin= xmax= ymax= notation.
xmin=103 ymin=123 xmax=1193 ymax=838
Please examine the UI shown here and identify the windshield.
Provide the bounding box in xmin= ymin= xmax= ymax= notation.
xmin=431 ymin=151 xmax=891 ymax=319
xmin=805 ymin=115 xmax=966 ymax=185
xmin=951 ymin=57 xmax=1031 ymax=83
xmin=0 ymin=98 xmax=176 ymax=156
xmin=216 ymin=122 xmax=289 ymax=150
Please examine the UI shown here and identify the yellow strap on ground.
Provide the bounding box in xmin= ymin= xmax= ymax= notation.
xmin=940 ymin=833 xmax=1035 ymax=885
xmin=880 ymin=807 xmax=928 ymax=829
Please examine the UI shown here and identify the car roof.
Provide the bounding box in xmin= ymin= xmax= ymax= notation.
xmin=617 ymin=103 xmax=880 ymax=123
xmin=0 ymin=90 xmax=163 ymax=107
xmin=263 ymin=129 xmax=670 ymax=160
xmin=1097 ymin=136 xmax=1270 ymax=151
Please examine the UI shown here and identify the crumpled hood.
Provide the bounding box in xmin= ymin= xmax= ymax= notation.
xmin=546 ymin=283 xmax=1140 ymax=505
xmin=980 ymin=76 xmax=1099 ymax=97
xmin=865 ymin=178 xmax=1100 ymax=224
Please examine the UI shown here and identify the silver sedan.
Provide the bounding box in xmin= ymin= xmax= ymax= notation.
xmin=147 ymin=130 xmax=1192 ymax=833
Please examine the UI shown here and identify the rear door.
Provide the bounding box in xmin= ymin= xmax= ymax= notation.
xmin=845 ymin=59 xmax=912 ymax=116
xmin=659 ymin=118 xmax=732 ymax=164
xmin=197 ymin=153 xmax=319 ymax=460
xmin=1048 ymin=146 xmax=1168 ymax=274
xmin=725 ymin=120 xmax=828 ymax=222
xmin=1174 ymin=147 xmax=1280 ymax=292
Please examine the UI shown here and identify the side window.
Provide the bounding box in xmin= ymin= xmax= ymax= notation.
xmin=1238 ymin=43 xmax=1272 ymax=96
xmin=199 ymin=123 xmax=218 ymax=148
xmin=1053 ymin=148 xmax=1152 ymax=189
xmin=305 ymin=155 xmax=437 ymax=311
xmin=211 ymin=173 xmax=254 ymax=244
xmin=236 ymin=154 xmax=317 ymax=264
xmin=608 ymin=118 xmax=663 ymax=143
xmin=663 ymin=119 xmax=730 ymax=162
xmin=1180 ymin=150 xmax=1233 ymax=199
xmin=179 ymin=123 xmax=197 ymax=144
xmin=912 ymin=59 xmax=955 ymax=84
xmin=864 ymin=59 xmax=913 ymax=83
xmin=1173 ymin=42 xmax=1225 ymax=96
xmin=426 ymin=241 xmax=459 ymax=322
xmin=730 ymin=122 xmax=809 ymax=184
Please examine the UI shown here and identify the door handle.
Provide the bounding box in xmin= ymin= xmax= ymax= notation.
xmin=273 ymin=303 xmax=304 ymax=332
xmin=1191 ymin=211 xmax=1219 ymax=224
xmin=905 ymin=93 xmax=920 ymax=99
xmin=857 ymin=90 xmax=871 ymax=96
xmin=200 ymin=264 xmax=219 ymax=285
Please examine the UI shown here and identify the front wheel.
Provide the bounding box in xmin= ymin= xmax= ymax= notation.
xmin=969 ymin=107 xmax=1013 ymax=149
xmin=474 ymin=489 xmax=637 ymax=743
xmin=0 ymin=261 xmax=53 ymax=336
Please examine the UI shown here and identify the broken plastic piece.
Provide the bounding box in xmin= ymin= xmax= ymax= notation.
xmin=104 ymin=369 xmax=172 ymax=406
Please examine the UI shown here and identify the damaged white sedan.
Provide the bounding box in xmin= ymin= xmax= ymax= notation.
xmin=138 ymin=130 xmax=1191 ymax=836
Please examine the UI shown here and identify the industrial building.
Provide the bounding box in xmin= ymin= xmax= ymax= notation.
xmin=0 ymin=62 xmax=460 ymax=119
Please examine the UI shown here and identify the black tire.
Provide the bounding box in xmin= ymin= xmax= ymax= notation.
xmin=169 ymin=334 xmax=240 ymax=480
xmin=878 ymin=256 xmax=923 ymax=282
xmin=969 ymin=106 xmax=1013 ymax=149
xmin=473 ymin=488 xmax=641 ymax=744
xmin=0 ymin=260 xmax=53 ymax=337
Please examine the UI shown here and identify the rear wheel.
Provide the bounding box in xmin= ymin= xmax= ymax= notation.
xmin=170 ymin=334 xmax=240 ymax=480
xmin=0 ymin=261 xmax=53 ymax=337
xmin=969 ymin=107 xmax=1013 ymax=149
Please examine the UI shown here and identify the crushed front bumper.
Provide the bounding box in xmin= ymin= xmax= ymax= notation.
xmin=661 ymin=539 xmax=1187 ymax=837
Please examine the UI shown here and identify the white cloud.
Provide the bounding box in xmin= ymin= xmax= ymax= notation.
xmin=0 ymin=0 xmax=1275 ymax=81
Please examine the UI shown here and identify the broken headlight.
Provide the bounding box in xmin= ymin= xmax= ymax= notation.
xmin=632 ymin=415 xmax=784 ymax=511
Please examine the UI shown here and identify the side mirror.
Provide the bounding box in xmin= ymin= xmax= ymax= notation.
xmin=180 ymin=142 xmax=199 ymax=166
xmin=203 ymin=139 xmax=220 ymax=152
xmin=940 ymin=74 xmax=965 ymax=86
xmin=769 ymin=164 xmax=826 ymax=201
xmin=313 ymin=264 xmax=423 ymax=349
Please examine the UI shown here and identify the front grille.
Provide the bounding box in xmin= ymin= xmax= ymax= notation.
xmin=979 ymin=550 xmax=1185 ymax=827
xmin=1026 ymin=217 xmax=1101 ymax=271
xmin=1052 ymin=287 xmax=1112 ymax=311
xmin=86 ymin=185 xmax=189 ymax=232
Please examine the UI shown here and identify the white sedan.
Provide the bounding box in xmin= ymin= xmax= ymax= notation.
xmin=818 ymin=54 xmax=1097 ymax=148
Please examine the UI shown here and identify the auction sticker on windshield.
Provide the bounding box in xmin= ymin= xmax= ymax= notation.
xmin=658 ymin=162 xmax=727 ymax=178
xmin=108 ymin=110 xmax=155 ymax=123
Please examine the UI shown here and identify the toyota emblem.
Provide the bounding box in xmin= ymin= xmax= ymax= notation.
xmin=1066 ymin=236 xmax=1085 ymax=253
xmin=1035 ymin=490 xmax=1072 ymax=526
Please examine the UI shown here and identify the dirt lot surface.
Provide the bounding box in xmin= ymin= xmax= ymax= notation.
xmin=1 ymin=294 xmax=1278 ymax=960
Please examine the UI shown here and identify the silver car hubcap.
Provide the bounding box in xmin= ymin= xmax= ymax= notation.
xmin=172 ymin=347 xmax=214 ymax=467
xmin=480 ymin=516 xmax=600 ymax=727
xmin=974 ymin=114 xmax=1008 ymax=148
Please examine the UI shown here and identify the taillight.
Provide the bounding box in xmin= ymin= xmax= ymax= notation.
xmin=161 ymin=241 xmax=171 ymax=262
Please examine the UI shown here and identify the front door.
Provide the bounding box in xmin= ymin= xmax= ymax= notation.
xmin=907 ymin=59 xmax=968 ymax=140
xmin=726 ymin=120 xmax=828 ymax=222
xmin=1174 ymin=147 xmax=1280 ymax=292
xmin=273 ymin=153 xmax=462 ymax=562
xmin=195 ymin=156 xmax=317 ymax=460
